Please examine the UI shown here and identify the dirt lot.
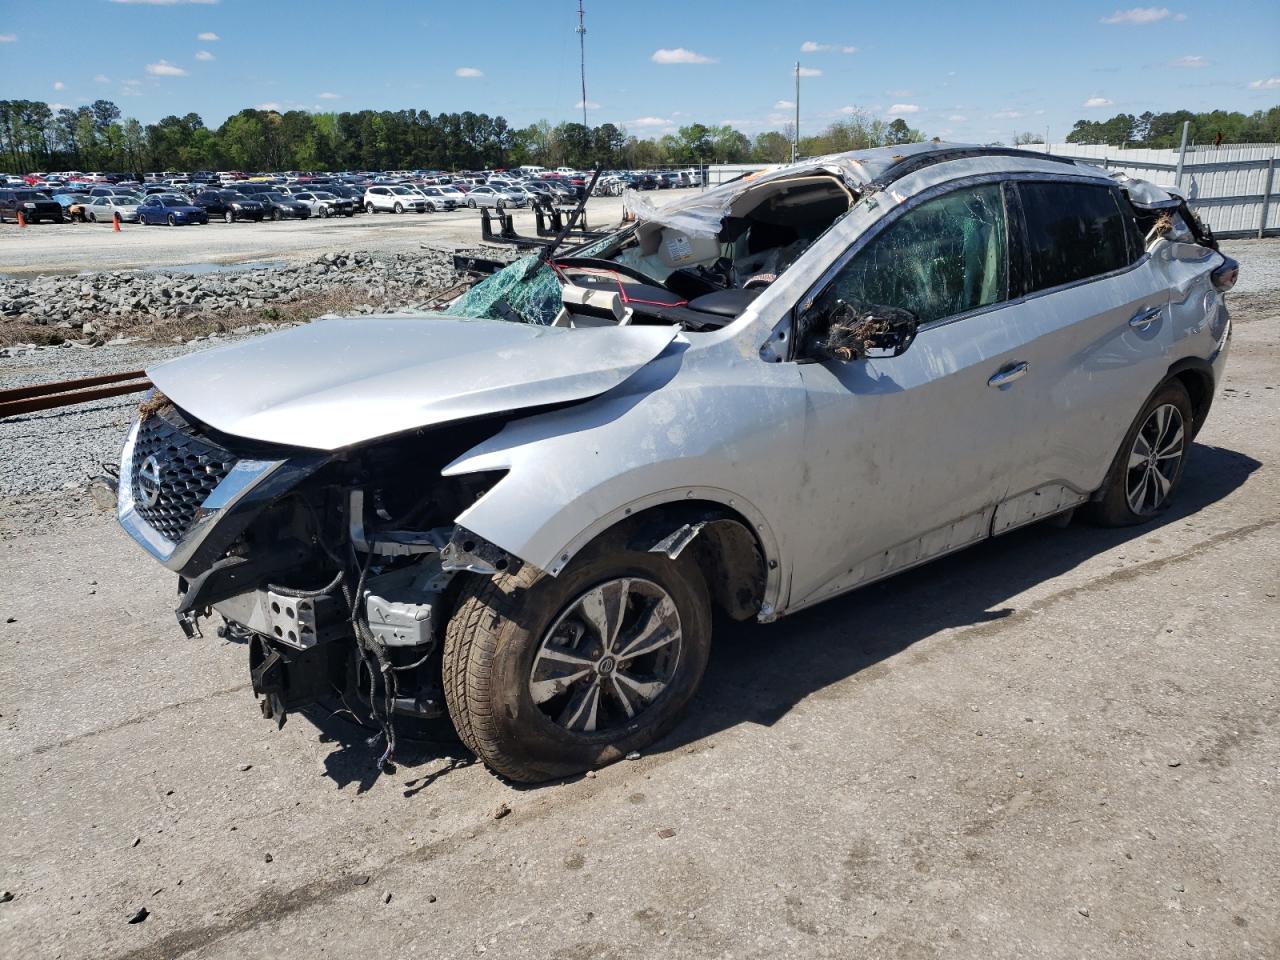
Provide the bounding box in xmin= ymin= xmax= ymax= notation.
xmin=0 ymin=244 xmax=1277 ymax=960
xmin=0 ymin=190 xmax=678 ymax=277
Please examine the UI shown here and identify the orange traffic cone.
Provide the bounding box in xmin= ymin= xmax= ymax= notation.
xmin=113 ymin=212 xmax=121 ymax=232
xmin=16 ymin=211 xmax=26 ymax=227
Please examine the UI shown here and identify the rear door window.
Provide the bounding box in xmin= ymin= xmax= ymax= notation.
xmin=1016 ymin=182 xmax=1134 ymax=293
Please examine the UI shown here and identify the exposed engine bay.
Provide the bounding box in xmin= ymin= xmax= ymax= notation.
xmin=447 ymin=173 xmax=857 ymax=331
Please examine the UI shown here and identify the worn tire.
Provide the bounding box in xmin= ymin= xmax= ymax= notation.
xmin=1084 ymin=379 xmax=1193 ymax=527
xmin=443 ymin=534 xmax=712 ymax=783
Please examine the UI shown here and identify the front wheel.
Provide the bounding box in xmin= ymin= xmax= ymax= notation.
xmin=393 ymin=202 xmax=404 ymax=214
xmin=273 ymin=209 xmax=282 ymax=221
xmin=167 ymin=213 xmax=177 ymax=226
xmin=88 ymin=212 xmax=97 ymax=223
xmin=443 ymin=533 xmax=711 ymax=783
xmin=224 ymin=210 xmax=235 ymax=224
xmin=467 ymin=199 xmax=476 ymax=209
xmin=1085 ymin=380 xmax=1193 ymax=526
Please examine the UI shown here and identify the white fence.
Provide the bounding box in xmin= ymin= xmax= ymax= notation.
xmin=707 ymin=143 xmax=1280 ymax=239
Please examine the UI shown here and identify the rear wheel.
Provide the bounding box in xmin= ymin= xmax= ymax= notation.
xmin=443 ymin=532 xmax=711 ymax=783
xmin=1086 ymin=380 xmax=1193 ymax=526
xmin=319 ymin=206 xmax=330 ymax=218
xmin=366 ymin=202 xmax=376 ymax=214
xmin=273 ymin=209 xmax=282 ymax=221
xmin=88 ymin=212 xmax=97 ymax=223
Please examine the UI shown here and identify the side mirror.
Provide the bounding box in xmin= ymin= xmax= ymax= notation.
xmin=809 ymin=301 xmax=919 ymax=362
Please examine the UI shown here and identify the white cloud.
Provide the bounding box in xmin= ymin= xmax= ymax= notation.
xmin=455 ymin=66 xmax=483 ymax=77
xmin=574 ymin=99 xmax=601 ymax=109
xmin=94 ymin=74 xmax=110 ymax=83
xmin=797 ymin=66 xmax=822 ymax=77
xmin=53 ymin=81 xmax=65 ymax=91
xmin=949 ymin=114 xmax=969 ymax=122
xmin=1247 ymin=76 xmax=1279 ymax=89
xmin=195 ymin=49 xmax=215 ymax=61
xmin=49 ymin=103 xmax=67 ymax=111
xmin=197 ymin=31 xmax=220 ymax=41
xmin=993 ymin=109 xmax=1025 ymax=119
xmin=1170 ymin=54 xmax=1209 ymax=67
xmin=886 ymin=88 xmax=912 ymax=98
xmin=887 ymin=103 xmax=920 ymax=114
xmin=651 ymin=48 xmax=716 ymax=65
xmin=1099 ymin=7 xmax=1181 ymax=24
xmin=1084 ymin=96 xmax=1114 ymax=108
xmin=146 ymin=60 xmax=188 ymax=77
xmin=0 ymin=33 xmax=16 ymax=43
xmin=255 ymin=102 xmax=281 ymax=111
xmin=800 ymin=41 xmax=856 ymax=53
xmin=316 ymin=92 xmax=341 ymax=100
xmin=774 ymin=99 xmax=795 ymax=109
xmin=626 ymin=116 xmax=673 ymax=128
xmin=839 ymin=105 xmax=862 ymax=115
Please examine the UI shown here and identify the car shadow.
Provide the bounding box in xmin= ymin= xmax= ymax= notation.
xmin=662 ymin=441 xmax=1261 ymax=748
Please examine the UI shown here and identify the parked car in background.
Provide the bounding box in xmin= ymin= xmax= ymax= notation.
xmin=137 ymin=193 xmax=208 ymax=226
xmin=51 ymin=192 xmax=94 ymax=221
xmin=465 ymin=184 xmax=528 ymax=209
xmin=85 ymin=194 xmax=142 ymax=223
xmin=363 ymin=185 xmax=427 ymax=214
xmin=257 ymin=192 xmax=312 ymax=221
xmin=291 ymin=190 xmax=355 ymax=218
xmin=0 ymin=188 xmax=64 ymax=223
xmin=414 ymin=186 xmax=460 ymax=211
xmin=192 ymin=189 xmax=268 ymax=223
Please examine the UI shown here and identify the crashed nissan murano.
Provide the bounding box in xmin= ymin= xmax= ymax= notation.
xmin=116 ymin=143 xmax=1238 ymax=782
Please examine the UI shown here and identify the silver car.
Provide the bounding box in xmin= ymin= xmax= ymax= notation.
xmin=464 ymin=184 xmax=527 ymax=209
xmin=84 ymin=194 xmax=142 ymax=223
xmin=114 ymin=144 xmax=1237 ymax=782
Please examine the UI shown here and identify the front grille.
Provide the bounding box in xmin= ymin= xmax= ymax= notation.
xmin=131 ymin=407 xmax=237 ymax=543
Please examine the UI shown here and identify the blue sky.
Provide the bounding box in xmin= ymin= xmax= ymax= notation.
xmin=1 ymin=1 xmax=1277 ymax=143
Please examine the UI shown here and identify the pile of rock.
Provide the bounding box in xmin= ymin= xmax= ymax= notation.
xmin=0 ymin=248 xmax=506 ymax=337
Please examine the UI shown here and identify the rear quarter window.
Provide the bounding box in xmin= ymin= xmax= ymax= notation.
xmin=1017 ymin=182 xmax=1134 ymax=293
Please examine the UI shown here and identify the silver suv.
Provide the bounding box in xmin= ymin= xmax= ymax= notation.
xmin=115 ymin=144 xmax=1237 ymax=782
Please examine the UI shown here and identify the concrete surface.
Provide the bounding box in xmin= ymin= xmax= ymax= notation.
xmin=1 ymin=255 xmax=1277 ymax=959
xmin=0 ymin=190 xmax=685 ymax=277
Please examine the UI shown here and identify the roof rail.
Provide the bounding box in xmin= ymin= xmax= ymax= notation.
xmin=873 ymin=146 xmax=1078 ymax=189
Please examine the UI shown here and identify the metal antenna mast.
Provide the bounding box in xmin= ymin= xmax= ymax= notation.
xmin=793 ymin=62 xmax=800 ymax=162
xmin=577 ymin=1 xmax=588 ymax=130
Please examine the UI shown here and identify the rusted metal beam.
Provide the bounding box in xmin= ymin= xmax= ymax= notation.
xmin=0 ymin=369 xmax=148 ymax=404
xmin=0 ymin=379 xmax=151 ymax=418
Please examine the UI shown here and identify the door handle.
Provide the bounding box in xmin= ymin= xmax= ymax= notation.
xmin=1129 ymin=306 xmax=1163 ymax=330
xmin=988 ymin=361 xmax=1029 ymax=388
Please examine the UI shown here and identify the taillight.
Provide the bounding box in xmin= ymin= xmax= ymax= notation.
xmin=1211 ymin=255 xmax=1239 ymax=293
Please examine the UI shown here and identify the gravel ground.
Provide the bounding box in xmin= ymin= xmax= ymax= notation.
xmin=0 ymin=238 xmax=1277 ymax=960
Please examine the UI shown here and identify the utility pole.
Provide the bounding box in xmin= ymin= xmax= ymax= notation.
xmin=793 ymin=62 xmax=800 ymax=163
xmin=577 ymin=1 xmax=588 ymax=131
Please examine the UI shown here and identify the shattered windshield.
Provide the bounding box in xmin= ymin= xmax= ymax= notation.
xmin=446 ymin=233 xmax=619 ymax=326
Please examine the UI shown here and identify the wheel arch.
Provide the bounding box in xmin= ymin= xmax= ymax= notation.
xmin=1165 ymin=357 xmax=1214 ymax=439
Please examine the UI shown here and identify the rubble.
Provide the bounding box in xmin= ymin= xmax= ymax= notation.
xmin=0 ymin=248 xmax=509 ymax=345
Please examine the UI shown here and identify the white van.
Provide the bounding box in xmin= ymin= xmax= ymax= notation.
xmin=518 ymin=165 xmax=546 ymax=175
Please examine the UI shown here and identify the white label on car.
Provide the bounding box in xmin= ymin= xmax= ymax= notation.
xmin=664 ymin=233 xmax=693 ymax=263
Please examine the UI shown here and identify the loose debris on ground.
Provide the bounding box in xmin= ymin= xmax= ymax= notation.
xmin=0 ymin=247 xmax=512 ymax=349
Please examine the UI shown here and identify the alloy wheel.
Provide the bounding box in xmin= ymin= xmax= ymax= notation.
xmin=529 ymin=577 xmax=682 ymax=735
xmin=1126 ymin=403 xmax=1185 ymax=515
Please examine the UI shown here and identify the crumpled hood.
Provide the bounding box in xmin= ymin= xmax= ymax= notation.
xmin=146 ymin=313 xmax=678 ymax=450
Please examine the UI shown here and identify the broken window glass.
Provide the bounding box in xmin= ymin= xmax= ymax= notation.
xmin=815 ymin=183 xmax=1008 ymax=327
xmin=1018 ymin=182 xmax=1132 ymax=292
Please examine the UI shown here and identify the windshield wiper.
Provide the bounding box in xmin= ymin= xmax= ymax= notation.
xmin=492 ymin=298 xmax=532 ymax=325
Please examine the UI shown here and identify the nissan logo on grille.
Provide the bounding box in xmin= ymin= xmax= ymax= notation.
xmin=137 ymin=455 xmax=163 ymax=508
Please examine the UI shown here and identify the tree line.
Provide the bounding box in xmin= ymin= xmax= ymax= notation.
xmin=1065 ymin=107 xmax=1280 ymax=148
xmin=0 ymin=99 xmax=923 ymax=175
